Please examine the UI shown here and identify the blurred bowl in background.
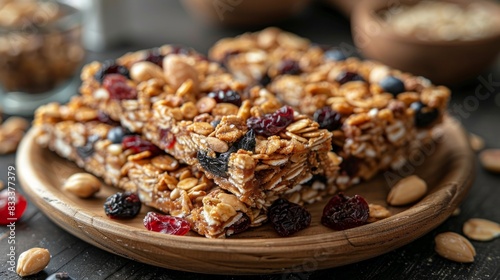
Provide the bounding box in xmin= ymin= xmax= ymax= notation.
xmin=181 ymin=0 xmax=311 ymax=27
xmin=352 ymin=0 xmax=500 ymax=85
xmin=0 ymin=0 xmax=84 ymax=115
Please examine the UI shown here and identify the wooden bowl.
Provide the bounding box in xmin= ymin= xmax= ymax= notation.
xmin=351 ymin=0 xmax=500 ymax=85
xmin=181 ymin=0 xmax=311 ymax=27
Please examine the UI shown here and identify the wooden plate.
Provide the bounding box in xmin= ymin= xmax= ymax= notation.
xmin=16 ymin=117 xmax=474 ymax=274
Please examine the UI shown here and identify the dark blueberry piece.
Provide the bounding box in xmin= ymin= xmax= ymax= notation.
xmin=94 ymin=60 xmax=130 ymax=83
xmin=197 ymin=151 xmax=229 ymax=178
xmin=324 ymin=48 xmax=347 ymax=61
xmin=379 ymin=76 xmax=406 ymax=96
xmin=207 ymin=89 xmax=242 ymax=106
xmin=210 ymin=119 xmax=221 ymax=128
xmin=410 ymin=101 xmax=439 ymax=128
xmin=247 ymin=106 xmax=295 ymax=137
xmin=268 ymin=198 xmax=311 ymax=237
xmin=46 ymin=272 xmax=74 ymax=280
xmin=336 ymin=71 xmax=364 ymax=85
xmin=321 ymin=193 xmax=369 ymax=230
xmin=103 ymin=192 xmax=141 ymax=219
xmin=313 ymin=106 xmax=342 ymax=131
xmin=226 ymin=213 xmax=251 ymax=236
xmin=233 ymin=129 xmax=256 ymax=152
xmin=259 ymin=73 xmax=271 ymax=87
xmin=340 ymin=156 xmax=360 ymax=177
xmin=97 ymin=111 xmax=120 ymax=126
xmin=143 ymin=48 xmax=164 ymax=67
xmin=107 ymin=127 xmax=130 ymax=144
xmin=278 ymin=59 xmax=301 ymax=75
xmin=76 ymin=135 xmax=100 ymax=159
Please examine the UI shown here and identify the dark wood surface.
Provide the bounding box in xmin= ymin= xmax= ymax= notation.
xmin=1 ymin=1 xmax=499 ymax=279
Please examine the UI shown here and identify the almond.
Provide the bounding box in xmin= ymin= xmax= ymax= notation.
xmin=62 ymin=173 xmax=101 ymax=198
xmin=163 ymin=55 xmax=199 ymax=91
xmin=435 ymin=232 xmax=475 ymax=263
xmin=130 ymin=61 xmax=165 ymax=83
xmin=463 ymin=218 xmax=500 ymax=241
xmin=387 ymin=175 xmax=427 ymax=206
xmin=468 ymin=133 xmax=484 ymax=152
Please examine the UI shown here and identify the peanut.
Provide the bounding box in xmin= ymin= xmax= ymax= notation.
xmin=16 ymin=247 xmax=51 ymax=277
xmin=62 ymin=173 xmax=101 ymax=198
xmin=130 ymin=61 xmax=165 ymax=83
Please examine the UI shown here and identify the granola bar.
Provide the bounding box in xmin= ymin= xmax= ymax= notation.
xmin=210 ymin=28 xmax=450 ymax=189
xmin=78 ymin=46 xmax=339 ymax=208
xmin=34 ymin=99 xmax=337 ymax=238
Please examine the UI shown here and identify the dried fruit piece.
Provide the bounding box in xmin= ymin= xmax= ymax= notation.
xmin=324 ymin=48 xmax=347 ymax=61
xmin=278 ymin=59 xmax=301 ymax=75
xmin=62 ymin=173 xmax=101 ymax=198
xmin=463 ymin=218 xmax=500 ymax=241
xmin=103 ymin=192 xmax=141 ymax=219
xmin=479 ymin=149 xmax=500 ymax=173
xmin=410 ymin=101 xmax=439 ymax=128
xmin=268 ymin=198 xmax=311 ymax=237
xmin=122 ymin=135 xmax=162 ymax=156
xmin=0 ymin=189 xmax=28 ymax=225
xmin=159 ymin=128 xmax=177 ymax=149
xmin=226 ymin=214 xmax=251 ymax=237
xmin=107 ymin=127 xmax=130 ymax=144
xmin=435 ymin=232 xmax=476 ymax=263
xmin=16 ymin=247 xmax=51 ymax=277
xmin=197 ymin=150 xmax=230 ymax=178
xmin=94 ymin=60 xmax=130 ymax=83
xmin=97 ymin=111 xmax=120 ymax=126
xmin=143 ymin=49 xmax=164 ymax=67
xmin=321 ymin=193 xmax=369 ymax=230
xmin=247 ymin=106 xmax=294 ymax=137
xmin=379 ymin=76 xmax=405 ymax=96
xmin=313 ymin=106 xmax=342 ymax=131
xmin=387 ymin=175 xmax=427 ymax=206
xmin=103 ymin=74 xmax=137 ymax=100
xmin=207 ymin=90 xmax=242 ymax=106
xmin=339 ymin=156 xmax=360 ymax=177
xmin=76 ymin=135 xmax=99 ymax=159
xmin=232 ymin=129 xmax=256 ymax=152
xmin=259 ymin=73 xmax=271 ymax=86
xmin=336 ymin=71 xmax=364 ymax=84
xmin=143 ymin=212 xmax=190 ymax=236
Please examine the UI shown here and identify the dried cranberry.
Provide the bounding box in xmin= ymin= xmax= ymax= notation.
xmin=103 ymin=74 xmax=137 ymax=100
xmin=96 ymin=111 xmax=120 ymax=126
xmin=278 ymin=59 xmax=301 ymax=75
xmin=226 ymin=214 xmax=251 ymax=236
xmin=76 ymin=135 xmax=99 ymax=159
xmin=313 ymin=106 xmax=342 ymax=131
xmin=107 ymin=127 xmax=130 ymax=144
xmin=122 ymin=135 xmax=162 ymax=156
xmin=143 ymin=212 xmax=190 ymax=236
xmin=410 ymin=101 xmax=439 ymax=128
xmin=160 ymin=128 xmax=176 ymax=149
xmin=103 ymin=192 xmax=141 ymax=219
xmin=247 ymin=106 xmax=294 ymax=137
xmin=379 ymin=76 xmax=405 ymax=96
xmin=336 ymin=71 xmax=364 ymax=84
xmin=143 ymin=49 xmax=164 ymax=67
xmin=268 ymin=198 xmax=311 ymax=237
xmin=340 ymin=156 xmax=360 ymax=177
xmin=321 ymin=193 xmax=369 ymax=230
xmin=207 ymin=90 xmax=242 ymax=106
xmin=197 ymin=151 xmax=229 ymax=178
xmin=94 ymin=60 xmax=130 ymax=83
xmin=0 ymin=189 xmax=28 ymax=225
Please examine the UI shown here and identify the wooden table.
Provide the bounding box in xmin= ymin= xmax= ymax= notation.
xmin=1 ymin=1 xmax=499 ymax=279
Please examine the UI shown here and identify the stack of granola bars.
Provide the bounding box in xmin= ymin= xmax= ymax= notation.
xmin=34 ymin=28 xmax=450 ymax=238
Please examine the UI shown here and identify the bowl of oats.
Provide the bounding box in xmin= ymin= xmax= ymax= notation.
xmin=351 ymin=0 xmax=500 ymax=85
